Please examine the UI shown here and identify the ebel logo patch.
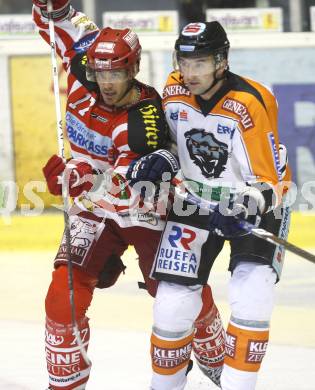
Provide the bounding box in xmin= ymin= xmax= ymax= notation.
xmin=246 ymin=339 xmax=268 ymax=363
xmin=73 ymin=32 xmax=98 ymax=53
xmin=170 ymin=111 xmax=179 ymax=120
xmin=222 ymin=98 xmax=254 ymax=130
xmin=163 ymin=84 xmax=190 ymax=99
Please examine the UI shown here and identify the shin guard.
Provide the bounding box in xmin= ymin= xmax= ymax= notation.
xmin=193 ymin=284 xmax=225 ymax=387
xmin=45 ymin=316 xmax=91 ymax=390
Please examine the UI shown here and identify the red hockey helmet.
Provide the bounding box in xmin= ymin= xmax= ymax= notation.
xmin=86 ymin=27 xmax=141 ymax=81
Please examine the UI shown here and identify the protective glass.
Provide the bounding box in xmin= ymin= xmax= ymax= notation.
xmin=95 ymin=69 xmax=129 ymax=84
xmin=175 ymin=54 xmax=216 ymax=78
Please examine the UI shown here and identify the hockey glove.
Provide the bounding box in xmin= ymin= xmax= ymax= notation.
xmin=42 ymin=154 xmax=94 ymax=197
xmin=33 ymin=0 xmax=71 ymax=20
xmin=208 ymin=187 xmax=265 ymax=238
xmin=126 ymin=149 xmax=179 ymax=186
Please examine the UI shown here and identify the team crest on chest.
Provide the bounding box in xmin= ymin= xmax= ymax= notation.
xmin=185 ymin=129 xmax=228 ymax=178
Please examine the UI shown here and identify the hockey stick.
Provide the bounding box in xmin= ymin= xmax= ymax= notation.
xmin=47 ymin=0 xmax=91 ymax=366
xmin=174 ymin=180 xmax=315 ymax=264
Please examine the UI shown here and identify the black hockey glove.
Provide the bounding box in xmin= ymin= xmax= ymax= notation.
xmin=126 ymin=149 xmax=179 ymax=186
xmin=208 ymin=187 xmax=265 ymax=238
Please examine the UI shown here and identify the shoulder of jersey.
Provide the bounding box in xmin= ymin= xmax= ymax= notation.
xmin=70 ymin=52 xmax=99 ymax=93
xmin=215 ymin=73 xmax=277 ymax=125
xmin=135 ymin=79 xmax=160 ymax=100
xmin=162 ymin=71 xmax=195 ymax=106
xmin=238 ymin=75 xmax=277 ymax=109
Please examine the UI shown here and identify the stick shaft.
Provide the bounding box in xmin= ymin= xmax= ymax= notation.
xmin=47 ymin=0 xmax=91 ymax=366
xmin=177 ymin=187 xmax=315 ymax=264
xmin=47 ymin=0 xmax=64 ymax=159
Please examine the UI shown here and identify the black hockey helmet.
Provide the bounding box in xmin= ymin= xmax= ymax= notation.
xmin=175 ymin=21 xmax=230 ymax=59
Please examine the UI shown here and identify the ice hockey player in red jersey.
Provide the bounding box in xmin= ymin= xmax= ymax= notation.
xmin=32 ymin=1 xmax=173 ymax=389
xmin=33 ymin=1 xmax=226 ymax=389
xmin=127 ymin=21 xmax=291 ymax=390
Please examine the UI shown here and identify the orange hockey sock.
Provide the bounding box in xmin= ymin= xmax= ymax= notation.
xmin=224 ymin=321 xmax=269 ymax=372
xmin=151 ymin=331 xmax=194 ymax=376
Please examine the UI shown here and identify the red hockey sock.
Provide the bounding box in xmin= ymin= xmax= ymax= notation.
xmin=45 ymin=266 xmax=96 ymax=389
xmin=45 ymin=316 xmax=91 ymax=389
xmin=45 ymin=265 xmax=96 ymax=323
xmin=193 ymin=284 xmax=225 ymax=386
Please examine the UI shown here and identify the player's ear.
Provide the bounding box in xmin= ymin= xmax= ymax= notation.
xmin=130 ymin=62 xmax=140 ymax=79
xmin=216 ymin=59 xmax=228 ymax=74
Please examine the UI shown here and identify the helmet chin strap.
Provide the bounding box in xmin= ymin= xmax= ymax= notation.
xmin=198 ymin=66 xmax=228 ymax=97
xmin=113 ymin=79 xmax=140 ymax=108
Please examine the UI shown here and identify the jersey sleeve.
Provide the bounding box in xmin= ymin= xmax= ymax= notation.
xmin=111 ymin=121 xmax=139 ymax=176
xmin=127 ymin=97 xmax=170 ymax=153
xmin=240 ymin=91 xmax=285 ymax=208
xmin=32 ymin=5 xmax=99 ymax=71
xmin=111 ymin=96 xmax=171 ymax=175
xmin=162 ymin=71 xmax=183 ymax=142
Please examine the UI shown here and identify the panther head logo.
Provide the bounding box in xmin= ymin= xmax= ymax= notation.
xmin=185 ymin=128 xmax=228 ymax=178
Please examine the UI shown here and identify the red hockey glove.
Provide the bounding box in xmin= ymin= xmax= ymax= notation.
xmin=65 ymin=158 xmax=94 ymax=197
xmin=33 ymin=0 xmax=71 ymax=20
xmin=33 ymin=0 xmax=69 ymax=9
xmin=42 ymin=154 xmax=65 ymax=195
xmin=42 ymin=154 xmax=94 ymax=197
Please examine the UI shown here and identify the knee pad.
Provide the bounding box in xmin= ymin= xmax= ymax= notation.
xmin=150 ymin=282 xmax=202 ymax=390
xmin=229 ymin=262 xmax=277 ymax=322
xmin=45 ymin=265 xmax=96 ymax=324
xmin=153 ymin=281 xmax=203 ymax=332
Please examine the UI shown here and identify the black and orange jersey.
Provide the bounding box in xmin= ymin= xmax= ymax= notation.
xmin=163 ymin=71 xmax=291 ymax=207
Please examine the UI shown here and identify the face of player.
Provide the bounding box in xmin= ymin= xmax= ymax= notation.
xmin=177 ymin=54 xmax=218 ymax=96
xmin=95 ymin=69 xmax=132 ymax=106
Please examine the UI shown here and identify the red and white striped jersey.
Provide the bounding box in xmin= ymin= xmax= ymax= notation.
xmin=33 ymin=6 xmax=168 ymax=229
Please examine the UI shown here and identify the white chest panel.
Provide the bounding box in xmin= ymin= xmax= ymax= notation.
xmin=166 ymin=101 xmax=255 ymax=193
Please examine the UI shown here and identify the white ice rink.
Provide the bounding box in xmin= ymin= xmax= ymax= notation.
xmin=1 ymin=245 xmax=315 ymax=389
